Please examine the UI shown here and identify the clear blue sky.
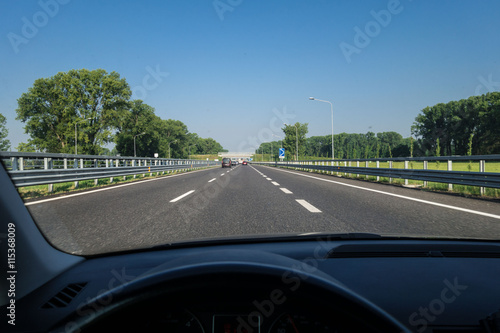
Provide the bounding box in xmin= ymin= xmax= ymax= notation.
xmin=1 ymin=0 xmax=499 ymax=152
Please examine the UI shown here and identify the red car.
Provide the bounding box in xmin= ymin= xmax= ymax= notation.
xmin=242 ymin=161 xmax=247 ymax=165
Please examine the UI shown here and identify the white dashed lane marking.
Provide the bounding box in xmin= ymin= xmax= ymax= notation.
xmin=170 ymin=190 xmax=195 ymax=203
xmin=296 ymin=199 xmax=322 ymax=213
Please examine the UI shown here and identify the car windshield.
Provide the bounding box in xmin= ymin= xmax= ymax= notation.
xmin=1 ymin=1 xmax=500 ymax=255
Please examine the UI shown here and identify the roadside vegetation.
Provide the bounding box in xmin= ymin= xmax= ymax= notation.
xmin=18 ymin=166 xmax=216 ymax=200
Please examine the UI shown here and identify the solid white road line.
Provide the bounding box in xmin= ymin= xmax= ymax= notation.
xmin=280 ymin=188 xmax=293 ymax=194
xmin=25 ymin=167 xmax=214 ymax=206
xmin=271 ymin=181 xmax=280 ymax=186
xmin=296 ymin=199 xmax=322 ymax=213
xmin=261 ymin=166 xmax=500 ymax=220
xmin=170 ymin=190 xmax=195 ymax=203
xmin=208 ymin=178 xmax=216 ymax=182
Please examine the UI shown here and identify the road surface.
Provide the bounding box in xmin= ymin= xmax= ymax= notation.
xmin=26 ymin=164 xmax=500 ymax=255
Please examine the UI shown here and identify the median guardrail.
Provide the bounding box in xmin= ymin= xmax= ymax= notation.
xmin=252 ymin=155 xmax=500 ymax=193
xmin=0 ymin=152 xmax=220 ymax=188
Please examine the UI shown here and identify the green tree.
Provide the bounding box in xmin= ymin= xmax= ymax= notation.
xmin=282 ymin=123 xmax=308 ymax=160
xmin=16 ymin=69 xmax=131 ymax=154
xmin=115 ymin=100 xmax=191 ymax=158
xmin=15 ymin=141 xmax=38 ymax=152
xmin=412 ymin=92 xmax=500 ymax=156
xmin=0 ymin=113 xmax=10 ymax=151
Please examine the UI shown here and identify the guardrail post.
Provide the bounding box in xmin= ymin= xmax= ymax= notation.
xmin=10 ymin=157 xmax=18 ymax=171
xmin=389 ymin=161 xmax=392 ymax=183
xmin=94 ymin=159 xmax=99 ymax=185
xmin=45 ymin=158 xmax=53 ymax=193
xmin=447 ymin=160 xmax=453 ymax=191
xmin=365 ymin=161 xmax=369 ymax=179
xmin=109 ymin=159 xmax=114 ymax=183
xmin=72 ymin=158 xmax=78 ymax=188
xmin=19 ymin=157 xmax=24 ymax=171
xmin=123 ymin=159 xmax=127 ymax=180
xmin=404 ymin=160 xmax=409 ymax=185
xmin=480 ymin=160 xmax=485 ymax=196
xmin=356 ymin=161 xmax=360 ymax=178
xmin=423 ymin=161 xmax=428 ymax=187
xmin=376 ymin=161 xmax=380 ymax=181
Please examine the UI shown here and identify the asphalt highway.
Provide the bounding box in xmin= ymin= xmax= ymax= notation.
xmin=26 ymin=164 xmax=500 ymax=255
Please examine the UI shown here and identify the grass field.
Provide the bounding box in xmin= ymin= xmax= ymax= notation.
xmin=188 ymin=154 xmax=220 ymax=160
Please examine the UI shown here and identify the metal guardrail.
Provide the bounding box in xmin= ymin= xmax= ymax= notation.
xmin=252 ymin=155 xmax=500 ymax=192
xmin=0 ymin=152 xmax=220 ymax=187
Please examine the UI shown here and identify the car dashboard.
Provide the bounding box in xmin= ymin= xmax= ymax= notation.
xmin=4 ymin=236 xmax=500 ymax=333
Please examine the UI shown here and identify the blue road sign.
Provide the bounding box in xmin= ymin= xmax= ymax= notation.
xmin=279 ymin=148 xmax=285 ymax=158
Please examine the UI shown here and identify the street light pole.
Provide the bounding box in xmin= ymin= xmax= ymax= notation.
xmin=134 ymin=132 xmax=146 ymax=157
xmin=309 ymin=97 xmax=334 ymax=160
xmin=271 ymin=141 xmax=273 ymax=162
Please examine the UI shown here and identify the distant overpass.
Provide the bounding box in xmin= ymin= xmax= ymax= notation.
xmin=218 ymin=152 xmax=253 ymax=159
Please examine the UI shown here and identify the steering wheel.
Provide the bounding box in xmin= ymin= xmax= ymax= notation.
xmin=51 ymin=250 xmax=410 ymax=333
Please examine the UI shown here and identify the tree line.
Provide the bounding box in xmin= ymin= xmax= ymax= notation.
xmin=411 ymin=92 xmax=499 ymax=156
xmin=12 ymin=69 xmax=225 ymax=158
xmin=257 ymin=92 xmax=499 ymax=160
xmin=257 ymin=124 xmax=411 ymax=160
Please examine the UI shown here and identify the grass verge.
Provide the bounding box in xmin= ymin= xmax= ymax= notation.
xmin=281 ymin=165 xmax=500 ymax=199
xmin=18 ymin=167 xmax=214 ymax=200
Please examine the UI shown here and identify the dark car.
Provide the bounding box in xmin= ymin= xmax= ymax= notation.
xmin=221 ymin=158 xmax=231 ymax=168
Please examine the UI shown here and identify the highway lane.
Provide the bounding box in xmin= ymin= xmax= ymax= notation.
xmin=251 ymin=165 xmax=500 ymax=239
xmin=26 ymin=164 xmax=500 ymax=255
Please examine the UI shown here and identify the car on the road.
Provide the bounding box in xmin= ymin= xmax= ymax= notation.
xmin=242 ymin=160 xmax=247 ymax=165
xmin=231 ymin=160 xmax=238 ymax=166
xmin=221 ymin=158 xmax=232 ymax=168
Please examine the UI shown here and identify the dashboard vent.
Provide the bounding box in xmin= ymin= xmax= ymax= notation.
xmin=41 ymin=282 xmax=87 ymax=309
